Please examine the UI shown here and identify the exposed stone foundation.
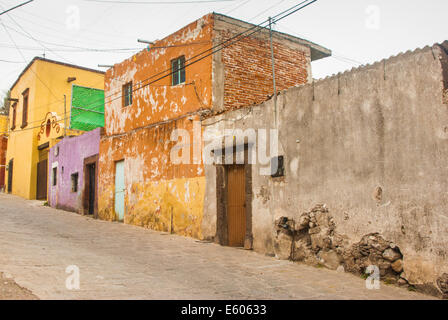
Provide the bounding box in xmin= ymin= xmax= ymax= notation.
xmin=274 ymin=205 xmax=447 ymax=298
xmin=437 ymin=274 xmax=448 ymax=299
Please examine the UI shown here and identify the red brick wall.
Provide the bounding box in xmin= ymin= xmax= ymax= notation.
xmin=0 ymin=136 xmax=7 ymax=190
xmin=220 ymin=29 xmax=310 ymax=111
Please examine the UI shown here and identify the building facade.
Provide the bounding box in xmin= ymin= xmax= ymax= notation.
xmin=98 ymin=13 xmax=330 ymax=240
xmin=5 ymin=58 xmax=104 ymax=200
xmin=0 ymin=115 xmax=8 ymax=191
xmin=202 ymin=42 xmax=448 ymax=298
xmin=48 ymin=128 xmax=102 ymax=216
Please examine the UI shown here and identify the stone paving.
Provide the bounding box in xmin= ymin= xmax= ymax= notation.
xmin=0 ymin=193 xmax=435 ymax=300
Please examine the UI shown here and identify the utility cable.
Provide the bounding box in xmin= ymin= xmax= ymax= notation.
xmin=0 ymin=0 xmax=33 ymax=16
xmin=1 ymin=0 xmax=318 ymax=135
xmin=83 ymin=0 xmax=236 ymax=4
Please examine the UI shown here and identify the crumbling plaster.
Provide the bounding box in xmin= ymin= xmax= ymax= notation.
xmin=99 ymin=12 xmax=316 ymax=240
xmin=202 ymin=43 xmax=448 ymax=297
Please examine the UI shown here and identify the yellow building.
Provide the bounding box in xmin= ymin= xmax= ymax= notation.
xmin=0 ymin=115 xmax=7 ymax=133
xmin=5 ymin=57 xmax=104 ymax=200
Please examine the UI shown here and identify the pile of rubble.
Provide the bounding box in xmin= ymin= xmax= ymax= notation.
xmin=437 ymin=274 xmax=448 ymax=298
xmin=344 ymin=233 xmax=406 ymax=285
xmin=274 ymin=204 xmax=408 ymax=286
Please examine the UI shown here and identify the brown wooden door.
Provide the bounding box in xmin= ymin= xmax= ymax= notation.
xmin=36 ymin=159 xmax=48 ymax=200
xmin=227 ymin=165 xmax=246 ymax=247
xmin=87 ymin=163 xmax=96 ymax=215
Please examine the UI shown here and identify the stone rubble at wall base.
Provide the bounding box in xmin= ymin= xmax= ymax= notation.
xmin=274 ymin=204 xmax=448 ymax=299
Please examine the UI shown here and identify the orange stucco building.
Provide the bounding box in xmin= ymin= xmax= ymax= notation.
xmin=98 ymin=13 xmax=331 ymax=240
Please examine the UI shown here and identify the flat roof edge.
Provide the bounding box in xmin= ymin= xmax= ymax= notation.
xmin=213 ymin=12 xmax=331 ymax=61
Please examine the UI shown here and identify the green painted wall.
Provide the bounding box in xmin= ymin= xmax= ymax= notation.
xmin=70 ymin=85 xmax=104 ymax=131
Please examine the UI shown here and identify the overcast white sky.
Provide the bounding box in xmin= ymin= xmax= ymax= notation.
xmin=0 ymin=0 xmax=447 ymax=98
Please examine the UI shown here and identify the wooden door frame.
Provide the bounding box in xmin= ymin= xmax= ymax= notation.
xmin=82 ymin=154 xmax=99 ymax=218
xmin=214 ymin=144 xmax=253 ymax=249
xmin=36 ymin=159 xmax=48 ymax=200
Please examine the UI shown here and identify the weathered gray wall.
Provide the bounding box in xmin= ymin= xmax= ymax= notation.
xmin=202 ymin=42 xmax=448 ymax=294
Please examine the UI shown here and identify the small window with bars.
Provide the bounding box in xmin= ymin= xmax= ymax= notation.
xmin=123 ymin=82 xmax=133 ymax=107
xmin=171 ymin=56 xmax=186 ymax=86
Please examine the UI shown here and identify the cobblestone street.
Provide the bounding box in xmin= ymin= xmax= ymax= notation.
xmin=0 ymin=193 xmax=434 ymax=300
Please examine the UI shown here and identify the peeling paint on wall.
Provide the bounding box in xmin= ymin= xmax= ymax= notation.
xmin=98 ymin=13 xmax=320 ymax=240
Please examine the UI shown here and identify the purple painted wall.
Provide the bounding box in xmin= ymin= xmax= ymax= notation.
xmin=48 ymin=128 xmax=101 ymax=213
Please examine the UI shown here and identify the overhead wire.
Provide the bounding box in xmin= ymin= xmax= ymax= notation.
xmin=0 ymin=4 xmax=73 ymax=65
xmin=0 ymin=12 xmax=60 ymax=100
xmin=0 ymin=42 xmax=141 ymax=52
xmin=125 ymin=0 xmax=314 ymax=95
xmin=0 ymin=1 xmax=130 ymax=110
xmin=87 ymin=1 xmax=320 ymax=116
xmin=275 ymin=21 xmax=364 ymax=66
xmin=222 ymin=0 xmax=251 ymax=14
xmin=1 ymin=39 xmax=207 ymax=121
xmin=0 ymin=23 xmax=138 ymax=53
xmin=249 ymin=0 xmax=287 ymax=22
xmin=83 ymin=0 xmax=236 ymax=4
xmin=2 ymin=39 xmax=212 ymax=117
xmin=1 ymin=0 xmax=319 ymax=135
xmin=16 ymin=7 xmax=136 ymax=40
xmin=0 ymin=0 xmax=33 ymax=16
xmin=61 ymin=0 xmax=313 ymax=109
xmin=0 ymin=58 xmax=25 ymax=63
xmin=2 ymin=0 xmax=318 ymax=133
xmin=5 ymin=11 xmax=131 ymax=49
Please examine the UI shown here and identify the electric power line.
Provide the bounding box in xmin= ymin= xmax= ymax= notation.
xmin=331 ymin=54 xmax=363 ymax=66
xmin=15 ymin=7 xmax=137 ymax=40
xmin=4 ymin=12 xmax=133 ymax=49
xmin=0 ymin=0 xmax=33 ymax=16
xmin=67 ymin=0 xmax=320 ymax=124
xmin=0 ymin=29 xmax=211 ymax=52
xmin=1 ymin=0 xmax=319 ymax=135
xmin=0 ymin=39 xmax=212 ymax=117
xmin=249 ymin=0 xmax=287 ymax=22
xmin=55 ymin=0 xmax=301 ymax=110
xmin=0 ymin=17 xmax=109 ymax=116
xmin=2 ymin=0 xmax=318 ymax=134
xmin=0 ymin=3 xmax=73 ymax=65
xmin=126 ymin=0 xmax=314 ymax=94
xmin=0 ymin=42 xmax=141 ymax=52
xmin=224 ymin=0 xmax=252 ymax=14
xmin=0 ymin=18 xmax=60 ymax=100
xmin=275 ymin=21 xmax=363 ymax=66
xmin=3 ymin=0 xmax=314 ymax=110
xmin=0 ymin=38 xmax=210 ymax=121
xmin=0 ymin=58 xmax=25 ymax=63
xmin=83 ymin=0 xmax=236 ymax=4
